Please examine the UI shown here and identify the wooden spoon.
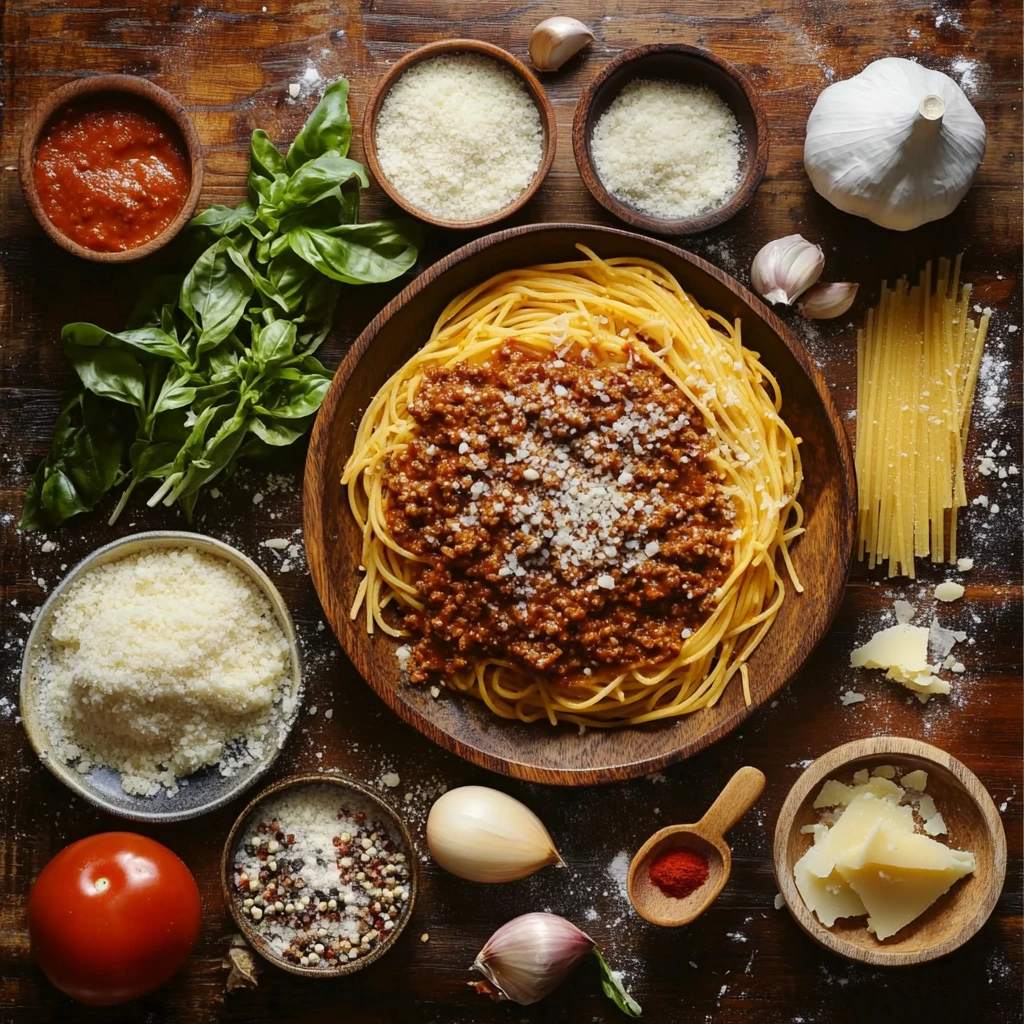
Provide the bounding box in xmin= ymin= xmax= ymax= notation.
xmin=627 ymin=766 xmax=766 ymax=927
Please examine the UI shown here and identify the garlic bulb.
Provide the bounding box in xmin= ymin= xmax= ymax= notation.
xmin=796 ymin=281 xmax=859 ymax=319
xmin=473 ymin=913 xmax=594 ymax=1005
xmin=804 ymin=57 xmax=986 ymax=231
xmin=750 ymin=234 xmax=824 ymax=306
xmin=427 ymin=786 xmax=563 ymax=882
xmin=529 ymin=17 xmax=594 ymax=72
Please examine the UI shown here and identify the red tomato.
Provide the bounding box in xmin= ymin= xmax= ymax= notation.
xmin=27 ymin=832 xmax=201 ymax=1005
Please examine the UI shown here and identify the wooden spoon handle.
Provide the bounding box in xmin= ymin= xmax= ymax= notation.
xmin=697 ymin=766 xmax=766 ymax=838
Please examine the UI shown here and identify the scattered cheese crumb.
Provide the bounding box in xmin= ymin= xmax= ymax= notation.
xmin=934 ymin=581 xmax=965 ymax=602
xmin=956 ymin=557 xmax=974 ymax=571
xmin=901 ymin=770 xmax=928 ymax=792
xmin=841 ymin=691 xmax=866 ymax=705
xmin=381 ymin=772 xmax=400 ymax=788
xmin=774 ymin=893 xmax=785 ymax=910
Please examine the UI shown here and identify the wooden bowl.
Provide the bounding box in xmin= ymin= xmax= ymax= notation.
xmin=20 ymin=532 xmax=302 ymax=822
xmin=220 ymin=774 xmax=419 ymax=978
xmin=773 ymin=737 xmax=1007 ymax=966
xmin=572 ymin=44 xmax=768 ymax=236
xmin=304 ymin=223 xmax=855 ymax=785
xmin=19 ymin=74 xmax=204 ymax=262
xmin=362 ymin=39 xmax=556 ymax=230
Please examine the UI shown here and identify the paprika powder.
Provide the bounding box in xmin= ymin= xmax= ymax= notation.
xmin=648 ymin=846 xmax=709 ymax=899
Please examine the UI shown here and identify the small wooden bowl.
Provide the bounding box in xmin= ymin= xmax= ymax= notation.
xmin=19 ymin=74 xmax=204 ymax=262
xmin=221 ymin=774 xmax=419 ymax=978
xmin=773 ymin=737 xmax=1007 ymax=966
xmin=572 ymin=44 xmax=768 ymax=236
xmin=362 ymin=39 xmax=556 ymax=230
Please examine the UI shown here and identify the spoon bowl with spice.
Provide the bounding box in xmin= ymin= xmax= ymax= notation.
xmin=627 ymin=766 xmax=765 ymax=927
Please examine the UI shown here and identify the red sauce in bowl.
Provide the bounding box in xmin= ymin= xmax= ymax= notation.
xmin=33 ymin=98 xmax=190 ymax=253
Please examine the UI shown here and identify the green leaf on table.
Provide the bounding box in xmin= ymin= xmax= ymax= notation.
xmin=286 ymin=78 xmax=352 ymax=170
xmin=180 ymin=238 xmax=255 ymax=351
xmin=287 ymin=220 xmax=419 ymax=284
xmin=153 ymin=368 xmax=198 ymax=414
xmin=249 ymin=414 xmax=314 ymax=446
xmin=252 ymin=319 xmax=297 ymax=368
xmin=254 ymin=373 xmax=331 ymax=419
xmin=19 ymin=391 xmax=124 ymax=530
xmin=189 ymin=201 xmax=259 ymax=239
xmin=277 ymin=153 xmax=368 ymax=214
xmin=594 ymin=950 xmax=642 ymax=1018
xmin=62 ymin=327 xmax=147 ymax=409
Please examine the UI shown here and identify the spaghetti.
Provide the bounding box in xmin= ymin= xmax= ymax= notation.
xmin=343 ymin=249 xmax=804 ymax=726
xmin=855 ymin=256 xmax=989 ymax=577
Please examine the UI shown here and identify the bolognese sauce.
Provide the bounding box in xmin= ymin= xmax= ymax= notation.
xmin=384 ymin=342 xmax=735 ymax=686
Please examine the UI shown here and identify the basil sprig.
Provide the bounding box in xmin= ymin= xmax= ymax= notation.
xmin=20 ymin=79 xmax=420 ymax=530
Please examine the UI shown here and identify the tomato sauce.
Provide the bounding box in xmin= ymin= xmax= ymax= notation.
xmin=33 ymin=98 xmax=190 ymax=253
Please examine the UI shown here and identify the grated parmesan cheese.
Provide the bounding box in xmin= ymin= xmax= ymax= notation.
xmin=37 ymin=547 xmax=293 ymax=797
xmin=591 ymin=78 xmax=742 ymax=220
xmin=375 ymin=54 xmax=543 ymax=222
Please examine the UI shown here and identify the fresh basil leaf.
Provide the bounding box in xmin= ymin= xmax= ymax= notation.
xmin=252 ymin=319 xmax=297 ymax=368
xmin=278 ymin=153 xmax=368 ymax=214
xmin=594 ymin=950 xmax=642 ymax=1018
xmin=294 ymin=274 xmax=341 ymax=353
xmin=172 ymin=409 xmax=251 ymax=499
xmin=265 ymin=249 xmax=317 ymax=313
xmin=249 ymin=129 xmax=287 ymax=187
xmin=255 ymin=374 xmax=331 ymax=419
xmin=19 ymin=392 xmax=123 ymax=530
xmin=286 ymin=78 xmax=352 ymax=171
xmin=153 ymin=369 xmax=197 ymax=414
xmin=249 ymin=414 xmax=313 ymax=446
xmin=189 ymin=201 xmax=258 ymax=238
xmin=62 ymin=332 xmax=147 ymax=409
xmin=180 ymin=238 xmax=254 ymax=352
xmin=288 ymin=220 xmax=419 ymax=284
xmin=120 ymin=327 xmax=191 ymax=368
xmin=130 ymin=439 xmax=183 ymax=483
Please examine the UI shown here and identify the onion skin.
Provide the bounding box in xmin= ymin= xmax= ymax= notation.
xmin=473 ymin=912 xmax=595 ymax=1005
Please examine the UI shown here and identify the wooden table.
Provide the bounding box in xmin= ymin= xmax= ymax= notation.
xmin=1 ymin=2 xmax=1020 ymax=1021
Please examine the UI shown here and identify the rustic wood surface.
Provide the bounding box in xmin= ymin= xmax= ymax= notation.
xmin=0 ymin=2 xmax=1020 ymax=1022
xmin=304 ymin=223 xmax=857 ymax=784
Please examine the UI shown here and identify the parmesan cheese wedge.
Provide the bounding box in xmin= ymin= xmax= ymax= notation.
xmin=850 ymin=623 xmax=950 ymax=702
xmin=835 ymin=826 xmax=976 ymax=940
xmin=793 ymin=791 xmax=914 ymax=927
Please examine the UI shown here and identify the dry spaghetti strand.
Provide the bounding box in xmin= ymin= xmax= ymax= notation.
xmin=855 ymin=256 xmax=989 ymax=578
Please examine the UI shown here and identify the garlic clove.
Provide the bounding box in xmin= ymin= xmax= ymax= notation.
xmin=529 ymin=17 xmax=594 ymax=72
xmin=750 ymin=234 xmax=824 ymax=306
xmin=473 ymin=913 xmax=594 ymax=1005
xmin=427 ymin=786 xmax=563 ymax=883
xmin=796 ymin=281 xmax=859 ymax=319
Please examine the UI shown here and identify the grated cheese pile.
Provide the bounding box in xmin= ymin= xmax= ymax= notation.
xmin=37 ymin=546 xmax=293 ymax=797
xmin=375 ymin=54 xmax=543 ymax=222
xmin=591 ymin=78 xmax=742 ymax=220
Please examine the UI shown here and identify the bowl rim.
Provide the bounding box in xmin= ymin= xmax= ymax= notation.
xmin=19 ymin=530 xmax=302 ymax=822
xmin=772 ymin=736 xmax=1008 ymax=966
xmin=18 ymin=73 xmax=205 ymax=263
xmin=219 ymin=772 xmax=420 ymax=978
xmin=361 ymin=38 xmax=557 ymax=230
xmin=303 ymin=221 xmax=857 ymax=785
xmin=571 ymin=43 xmax=769 ymax=236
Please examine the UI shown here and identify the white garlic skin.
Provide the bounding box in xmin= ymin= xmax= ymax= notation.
xmin=750 ymin=234 xmax=824 ymax=306
xmin=426 ymin=785 xmax=562 ymax=882
xmin=529 ymin=17 xmax=594 ymax=72
xmin=804 ymin=57 xmax=986 ymax=231
xmin=473 ymin=912 xmax=594 ymax=1005
xmin=796 ymin=281 xmax=859 ymax=319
